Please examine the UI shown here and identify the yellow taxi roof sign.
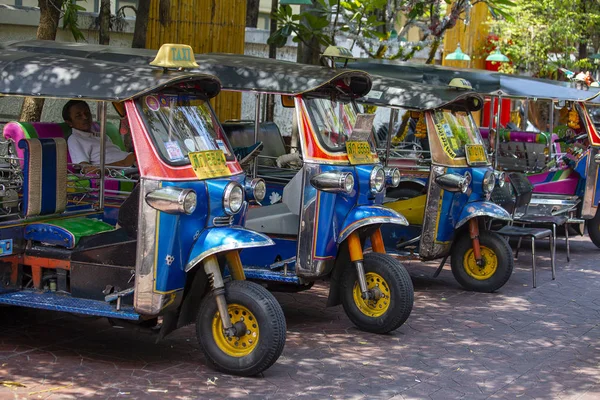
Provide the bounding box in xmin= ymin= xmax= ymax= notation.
xmin=448 ymin=78 xmax=473 ymax=90
xmin=150 ymin=44 xmax=199 ymax=69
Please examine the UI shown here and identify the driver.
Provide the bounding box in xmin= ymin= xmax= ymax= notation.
xmin=63 ymin=100 xmax=136 ymax=173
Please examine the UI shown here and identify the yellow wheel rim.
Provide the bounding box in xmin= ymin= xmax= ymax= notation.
xmin=463 ymin=246 xmax=498 ymax=280
xmin=211 ymin=304 xmax=259 ymax=357
xmin=352 ymin=272 xmax=390 ymax=317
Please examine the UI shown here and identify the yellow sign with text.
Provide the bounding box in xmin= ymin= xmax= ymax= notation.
xmin=465 ymin=144 xmax=488 ymax=165
xmin=189 ymin=150 xmax=231 ymax=179
xmin=346 ymin=141 xmax=374 ymax=164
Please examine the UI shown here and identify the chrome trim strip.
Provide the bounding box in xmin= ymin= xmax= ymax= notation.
xmin=455 ymin=210 xmax=512 ymax=229
xmin=185 ymin=238 xmax=274 ymax=272
xmin=337 ymin=215 xmax=409 ymax=244
xmin=134 ymin=178 xmax=165 ymax=316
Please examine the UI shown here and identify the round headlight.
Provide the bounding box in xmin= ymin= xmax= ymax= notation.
xmin=344 ymin=173 xmax=355 ymax=194
xmin=460 ymin=171 xmax=472 ymax=193
xmin=253 ymin=179 xmax=266 ymax=202
xmin=483 ymin=170 xmax=496 ymax=193
xmin=182 ymin=190 xmax=197 ymax=214
xmin=223 ymin=182 xmax=244 ymax=215
xmin=494 ymin=171 xmax=506 ymax=188
xmin=370 ymin=167 xmax=385 ymax=194
xmin=385 ymin=167 xmax=401 ymax=187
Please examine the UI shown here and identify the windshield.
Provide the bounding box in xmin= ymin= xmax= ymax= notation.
xmin=305 ymin=98 xmax=358 ymax=152
xmin=431 ymin=109 xmax=483 ymax=159
xmin=138 ymin=94 xmax=234 ymax=165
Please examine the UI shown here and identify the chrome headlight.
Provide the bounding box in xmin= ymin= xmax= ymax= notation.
xmin=146 ymin=187 xmax=197 ymax=215
xmin=343 ymin=173 xmax=355 ymax=193
xmin=310 ymin=171 xmax=354 ymax=194
xmin=245 ymin=178 xmax=266 ymax=202
xmin=494 ymin=171 xmax=506 ymax=188
xmin=223 ymin=182 xmax=244 ymax=215
xmin=370 ymin=166 xmax=385 ymax=194
xmin=461 ymin=171 xmax=472 ymax=193
xmin=384 ymin=167 xmax=401 ymax=188
xmin=482 ymin=170 xmax=496 ymax=193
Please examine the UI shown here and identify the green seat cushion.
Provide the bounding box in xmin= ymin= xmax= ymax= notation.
xmin=24 ymin=217 xmax=115 ymax=249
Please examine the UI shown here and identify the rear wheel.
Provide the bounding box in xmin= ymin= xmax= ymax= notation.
xmin=341 ymin=252 xmax=414 ymax=334
xmin=587 ymin=208 xmax=600 ymax=248
xmin=196 ymin=280 xmax=286 ymax=376
xmin=451 ymin=231 xmax=513 ymax=292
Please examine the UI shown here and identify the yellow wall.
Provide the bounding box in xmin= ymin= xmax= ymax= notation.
xmin=147 ymin=0 xmax=245 ymax=120
xmin=442 ymin=3 xmax=489 ymax=70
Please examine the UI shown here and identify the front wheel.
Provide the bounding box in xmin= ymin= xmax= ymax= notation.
xmin=196 ymin=280 xmax=286 ymax=376
xmin=341 ymin=252 xmax=414 ymax=334
xmin=451 ymin=230 xmax=513 ymax=292
xmin=587 ymin=207 xmax=600 ymax=248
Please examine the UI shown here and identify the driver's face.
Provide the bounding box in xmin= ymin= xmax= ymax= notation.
xmin=67 ymin=103 xmax=93 ymax=132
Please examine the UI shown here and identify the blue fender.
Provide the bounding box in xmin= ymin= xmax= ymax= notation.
xmin=337 ymin=205 xmax=408 ymax=244
xmin=455 ymin=201 xmax=512 ymax=229
xmin=185 ymin=227 xmax=274 ymax=272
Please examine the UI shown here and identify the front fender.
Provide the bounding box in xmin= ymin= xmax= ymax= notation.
xmin=337 ymin=205 xmax=408 ymax=244
xmin=185 ymin=226 xmax=274 ymax=272
xmin=455 ymin=201 xmax=512 ymax=229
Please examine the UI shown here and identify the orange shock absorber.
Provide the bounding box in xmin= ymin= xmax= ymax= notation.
xmin=468 ymin=218 xmax=482 ymax=265
xmin=225 ymin=251 xmax=246 ymax=281
xmin=348 ymin=232 xmax=364 ymax=262
xmin=370 ymin=229 xmax=386 ymax=254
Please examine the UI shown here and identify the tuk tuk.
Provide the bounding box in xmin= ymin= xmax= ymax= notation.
xmin=3 ymin=41 xmax=415 ymax=333
xmin=349 ymin=59 xmax=600 ymax=249
xmin=357 ymin=74 xmax=514 ymax=293
xmin=198 ymin=54 xmax=415 ymax=334
xmin=0 ymin=43 xmax=286 ymax=376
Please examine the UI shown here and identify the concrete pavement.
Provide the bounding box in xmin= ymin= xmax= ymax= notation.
xmin=0 ymin=234 xmax=599 ymax=399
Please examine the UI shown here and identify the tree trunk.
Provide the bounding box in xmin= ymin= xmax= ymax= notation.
xmin=579 ymin=42 xmax=588 ymax=61
xmin=98 ymin=0 xmax=111 ymax=45
xmin=132 ymin=0 xmax=150 ymax=48
xmin=246 ymin=0 xmax=259 ymax=28
xmin=296 ymin=2 xmax=322 ymax=66
xmin=20 ymin=0 xmax=65 ymax=122
xmin=426 ymin=36 xmax=441 ymax=64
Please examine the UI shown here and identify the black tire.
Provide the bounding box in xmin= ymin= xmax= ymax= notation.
xmin=340 ymin=252 xmax=414 ymax=334
xmin=451 ymin=230 xmax=514 ymax=292
xmin=588 ymin=207 xmax=600 ymax=248
xmin=196 ymin=280 xmax=286 ymax=376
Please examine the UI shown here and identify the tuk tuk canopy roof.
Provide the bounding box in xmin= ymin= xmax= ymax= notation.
xmin=0 ymin=46 xmax=221 ymax=101
xmin=1 ymin=40 xmax=371 ymax=98
xmin=364 ymin=75 xmax=484 ymax=111
xmin=349 ymin=59 xmax=596 ymax=103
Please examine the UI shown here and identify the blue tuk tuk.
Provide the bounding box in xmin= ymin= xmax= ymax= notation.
xmin=0 ymin=43 xmax=286 ymax=376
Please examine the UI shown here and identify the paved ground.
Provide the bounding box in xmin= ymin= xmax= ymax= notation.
xmin=1 ymin=234 xmax=599 ymax=399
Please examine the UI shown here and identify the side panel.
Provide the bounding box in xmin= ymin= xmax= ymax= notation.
xmin=582 ymin=148 xmax=600 ymax=218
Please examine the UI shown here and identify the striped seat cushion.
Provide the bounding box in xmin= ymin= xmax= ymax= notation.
xmin=19 ymin=138 xmax=68 ymax=217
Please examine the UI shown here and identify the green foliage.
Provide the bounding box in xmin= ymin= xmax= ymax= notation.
xmin=268 ymin=0 xmax=516 ymax=63
xmin=489 ymin=0 xmax=600 ymax=76
xmin=62 ymin=0 xmax=86 ymax=42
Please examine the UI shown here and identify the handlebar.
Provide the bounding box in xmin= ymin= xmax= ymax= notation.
xmin=555 ymin=133 xmax=588 ymax=144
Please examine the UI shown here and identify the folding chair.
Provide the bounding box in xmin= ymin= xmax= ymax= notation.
xmin=491 ymin=182 xmax=555 ymax=288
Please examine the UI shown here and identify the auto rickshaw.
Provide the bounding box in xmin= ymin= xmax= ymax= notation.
xmin=2 ymin=41 xmax=415 ymax=333
xmin=359 ymin=75 xmax=515 ymax=292
xmin=348 ymin=58 xmax=600 ymax=249
xmin=0 ymin=43 xmax=286 ymax=376
xmin=201 ymin=54 xmax=415 ymax=334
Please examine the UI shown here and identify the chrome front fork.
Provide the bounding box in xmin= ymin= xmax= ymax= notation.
xmin=347 ymin=230 xmax=386 ymax=300
xmin=203 ymin=255 xmax=236 ymax=336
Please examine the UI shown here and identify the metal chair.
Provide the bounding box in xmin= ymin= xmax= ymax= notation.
xmin=491 ymin=181 xmax=555 ymax=288
xmin=507 ymin=172 xmax=570 ymax=262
